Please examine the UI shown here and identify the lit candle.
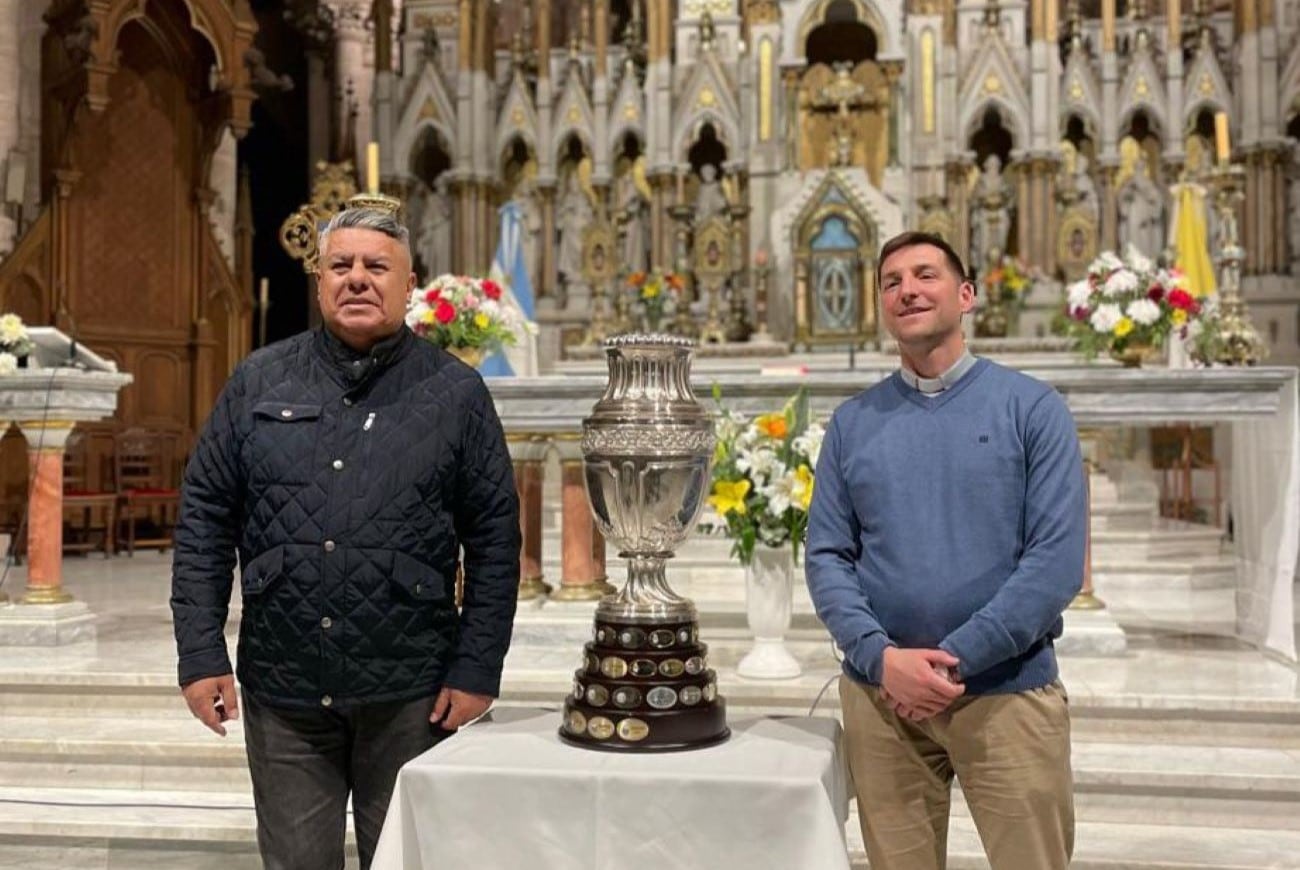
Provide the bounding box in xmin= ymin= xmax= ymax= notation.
xmin=259 ymin=277 xmax=269 ymax=311
xmin=366 ymin=141 xmax=380 ymax=193
xmin=1214 ymin=112 xmax=1230 ymax=165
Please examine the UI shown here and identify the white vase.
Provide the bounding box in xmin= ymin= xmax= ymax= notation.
xmin=736 ymin=544 xmax=802 ymax=680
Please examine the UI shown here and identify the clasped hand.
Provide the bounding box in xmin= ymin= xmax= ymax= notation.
xmin=879 ymin=647 xmax=965 ymax=722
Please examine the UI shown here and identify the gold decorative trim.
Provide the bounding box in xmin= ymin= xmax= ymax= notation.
xmin=20 ymin=587 xmax=74 ymax=605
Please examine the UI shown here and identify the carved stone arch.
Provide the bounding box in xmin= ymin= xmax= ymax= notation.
xmin=552 ymin=125 xmax=595 ymax=164
xmin=785 ymin=0 xmax=903 ymax=61
xmin=409 ymin=119 xmax=456 ymax=168
xmin=674 ymin=111 xmax=741 ymax=164
xmin=962 ymin=98 xmax=1028 ymax=151
xmin=1182 ymin=97 xmax=1228 ymax=135
xmin=1060 ymin=108 xmax=1101 ymax=141
xmin=1117 ymin=101 xmax=1167 ymax=144
xmin=610 ymin=128 xmax=645 ymax=164
xmin=498 ymin=133 xmax=538 ymax=175
xmin=495 ymin=116 xmax=540 ymax=170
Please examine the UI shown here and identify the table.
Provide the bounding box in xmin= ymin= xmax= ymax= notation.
xmin=372 ymin=708 xmax=851 ymax=870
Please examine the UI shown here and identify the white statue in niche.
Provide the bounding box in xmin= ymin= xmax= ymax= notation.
xmin=1118 ymin=151 xmax=1166 ymax=259
xmin=694 ymin=163 xmax=729 ymax=226
xmin=616 ymin=156 xmax=651 ymax=275
xmin=556 ymin=161 xmax=594 ymax=286
xmin=414 ymin=175 xmax=453 ymax=279
xmin=969 ymin=155 xmax=1012 ymax=271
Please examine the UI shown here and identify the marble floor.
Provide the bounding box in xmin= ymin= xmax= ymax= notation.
xmin=0 ymin=551 xmax=1296 ymax=868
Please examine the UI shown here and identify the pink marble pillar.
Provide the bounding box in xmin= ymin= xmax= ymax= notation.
xmin=17 ymin=422 xmax=75 ymax=604
xmin=1071 ymin=461 xmax=1104 ymax=610
xmin=551 ymin=454 xmax=615 ymax=602
xmin=509 ymin=434 xmax=552 ymax=601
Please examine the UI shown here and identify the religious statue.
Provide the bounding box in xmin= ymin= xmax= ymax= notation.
xmin=617 ymin=157 xmax=652 ymax=275
xmin=1057 ymin=141 xmax=1099 ymax=220
xmin=969 ymin=155 xmax=1012 ymax=272
xmin=557 ymin=165 xmax=595 ymax=287
xmin=1118 ymin=151 xmax=1166 ymax=259
xmin=414 ymin=176 xmax=453 ymax=279
xmin=694 ymin=164 xmax=729 ymax=226
xmin=512 ymin=175 xmax=544 ymax=289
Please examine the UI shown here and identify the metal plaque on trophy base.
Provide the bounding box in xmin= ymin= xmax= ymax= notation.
xmin=559 ymin=335 xmax=730 ymax=752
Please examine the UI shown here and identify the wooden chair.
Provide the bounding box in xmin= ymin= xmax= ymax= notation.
xmin=62 ymin=430 xmax=117 ymax=557
xmin=115 ymin=428 xmax=181 ymax=556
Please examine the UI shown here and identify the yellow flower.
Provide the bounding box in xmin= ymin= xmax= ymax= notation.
xmin=755 ymin=413 xmax=788 ymax=440
xmin=793 ymin=464 xmax=814 ymax=511
xmin=708 ymin=479 xmax=750 ymax=516
xmin=474 ymin=312 xmax=490 ymax=329
xmin=1113 ymin=317 xmax=1134 ymax=337
xmin=421 ymin=310 xmax=436 ymax=325
xmin=643 ymin=282 xmax=661 ymax=299
xmin=1171 ymin=309 xmax=1187 ymax=326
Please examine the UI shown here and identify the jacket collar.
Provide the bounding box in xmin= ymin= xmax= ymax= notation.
xmin=315 ymin=325 xmax=413 ymax=388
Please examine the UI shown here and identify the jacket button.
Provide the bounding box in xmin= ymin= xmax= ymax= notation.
xmin=321 ymin=695 xmax=333 ymax=707
xmin=414 ymin=583 xmax=423 ymax=595
xmin=343 ymin=397 xmax=354 ymax=407
xmin=323 ymin=540 xmax=336 ymax=552
xmin=280 ymin=409 xmax=293 ymax=418
xmin=332 ymin=459 xmax=344 ymax=471
xmin=320 ymin=616 xmax=333 ymax=629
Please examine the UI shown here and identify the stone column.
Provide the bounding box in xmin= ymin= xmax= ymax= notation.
xmin=0 ymin=0 xmax=21 ymax=255
xmin=508 ymin=434 xmax=552 ymax=601
xmin=1070 ymin=446 xmax=1104 ymax=610
xmin=1099 ymin=163 xmax=1119 ymax=252
xmin=16 ymin=422 xmax=75 ymax=604
xmin=550 ymin=438 xmax=614 ymax=601
xmin=333 ymin=1 xmax=370 ymax=171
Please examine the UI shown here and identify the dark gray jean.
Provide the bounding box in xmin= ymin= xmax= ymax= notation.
xmin=242 ymin=691 xmax=451 ymax=870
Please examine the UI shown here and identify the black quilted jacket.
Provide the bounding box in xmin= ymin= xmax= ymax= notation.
xmin=170 ymin=326 xmax=521 ymax=708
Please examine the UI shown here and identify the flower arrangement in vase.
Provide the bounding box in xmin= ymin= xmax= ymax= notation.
xmin=405 ymin=274 xmax=532 ymax=366
xmin=975 ymin=254 xmax=1034 ymax=338
xmin=626 ymin=269 xmax=684 ymax=333
xmin=1064 ymin=248 xmax=1213 ymax=366
xmin=0 ymin=313 xmax=34 ymax=374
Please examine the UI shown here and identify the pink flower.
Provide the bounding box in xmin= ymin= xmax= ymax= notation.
xmin=461 ymin=292 xmax=479 ymax=309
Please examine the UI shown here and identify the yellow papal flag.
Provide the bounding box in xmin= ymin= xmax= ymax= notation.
xmin=1172 ymin=183 xmax=1216 ymax=299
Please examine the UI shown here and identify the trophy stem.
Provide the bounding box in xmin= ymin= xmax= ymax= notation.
xmin=596 ymin=556 xmax=696 ymax=623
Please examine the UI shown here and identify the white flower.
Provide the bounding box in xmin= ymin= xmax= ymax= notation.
xmin=0 ymin=314 xmax=26 ymax=347
xmin=760 ymin=472 xmax=795 ymax=515
xmin=1096 ymin=251 xmax=1124 ymax=272
xmin=792 ymin=422 xmax=825 ymax=468
xmin=1102 ymin=269 xmax=1139 ymax=297
xmin=1089 ymin=303 xmax=1123 ymax=334
xmin=0 ymin=352 xmax=16 ymax=375
xmin=1126 ymin=298 xmax=1161 ymax=326
xmin=736 ymin=446 xmax=780 ymax=483
xmin=1066 ymin=280 xmax=1093 ymax=312
xmin=1124 ymin=246 xmax=1154 ymax=275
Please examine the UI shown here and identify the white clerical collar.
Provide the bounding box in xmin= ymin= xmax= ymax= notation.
xmin=899 ymin=351 xmax=976 ymax=395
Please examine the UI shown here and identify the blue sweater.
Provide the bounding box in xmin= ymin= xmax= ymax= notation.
xmin=806 ymin=358 xmax=1087 ymax=696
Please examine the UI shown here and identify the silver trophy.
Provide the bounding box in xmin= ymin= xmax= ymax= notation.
xmin=560 ymin=335 xmax=729 ymax=751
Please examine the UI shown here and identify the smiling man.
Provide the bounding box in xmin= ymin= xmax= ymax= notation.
xmin=806 ymin=231 xmax=1087 ymax=870
xmin=171 ymin=208 xmax=520 ymax=870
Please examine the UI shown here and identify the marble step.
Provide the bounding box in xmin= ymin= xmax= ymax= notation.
xmin=0 ymin=785 xmax=358 ymax=870
xmin=0 ymin=710 xmax=1296 ymax=835
xmin=847 ymin=816 xmax=1300 ymax=869
xmin=1093 ymin=555 xmax=1237 ymax=590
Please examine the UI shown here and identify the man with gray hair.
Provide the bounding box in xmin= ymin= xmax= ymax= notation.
xmin=171 ymin=207 xmax=521 ymax=869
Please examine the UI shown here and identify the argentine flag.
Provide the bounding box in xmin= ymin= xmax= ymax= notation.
xmin=480 ymin=201 xmax=539 ymax=377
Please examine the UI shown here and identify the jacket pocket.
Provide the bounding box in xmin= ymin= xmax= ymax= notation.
xmin=240 ymin=546 xmax=285 ymax=598
xmin=390 ymin=551 xmax=448 ymax=603
xmin=246 ymin=402 xmax=324 ymax=486
xmin=251 ymin=402 xmax=323 ymax=424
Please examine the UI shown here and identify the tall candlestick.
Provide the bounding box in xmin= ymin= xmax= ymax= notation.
xmin=366 ymin=142 xmax=380 ymax=194
xmin=1214 ymin=112 xmax=1230 ymax=165
xmin=259 ymin=277 xmax=269 ymax=311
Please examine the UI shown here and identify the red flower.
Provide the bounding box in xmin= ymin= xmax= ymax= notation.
xmin=1147 ymin=284 xmax=1164 ymax=302
xmin=482 ymin=279 xmax=502 ymax=301
xmin=424 ymin=288 xmax=441 ymax=304
xmin=1167 ymin=289 xmax=1195 ymax=311
xmin=1071 ymin=306 xmax=1090 ymax=321
xmin=434 ymin=300 xmax=457 ymax=324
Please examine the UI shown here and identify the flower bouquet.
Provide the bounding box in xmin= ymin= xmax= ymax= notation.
xmin=0 ymin=313 xmax=33 ymax=373
xmin=405 ymin=274 xmax=530 ymax=366
xmin=626 ymin=269 xmax=684 ymax=332
xmin=705 ymin=387 xmax=824 ymax=566
xmin=976 ymin=254 xmax=1034 ymax=337
xmin=1064 ymin=247 xmax=1211 ymax=366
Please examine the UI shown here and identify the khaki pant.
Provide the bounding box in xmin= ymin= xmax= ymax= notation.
xmin=840 ymin=674 xmax=1074 ymax=870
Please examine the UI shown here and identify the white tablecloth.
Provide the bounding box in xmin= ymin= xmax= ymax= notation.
xmin=372 ymin=708 xmax=850 ymax=870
